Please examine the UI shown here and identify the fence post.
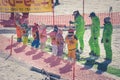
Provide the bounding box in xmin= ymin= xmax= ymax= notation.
xmin=109 ymin=6 xmax=113 ymax=23
xmin=83 ymin=0 xmax=85 ymax=19
xmin=73 ymin=59 xmax=76 ymax=80
xmin=52 ymin=0 xmax=55 ymax=26
xmin=10 ymin=35 xmax=13 ymax=55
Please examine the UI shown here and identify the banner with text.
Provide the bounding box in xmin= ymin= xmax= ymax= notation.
xmin=0 ymin=0 xmax=53 ymax=12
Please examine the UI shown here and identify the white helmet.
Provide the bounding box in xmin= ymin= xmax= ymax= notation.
xmin=15 ymin=13 xmax=22 ymax=18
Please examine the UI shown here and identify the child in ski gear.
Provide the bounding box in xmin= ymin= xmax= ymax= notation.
xmin=65 ymin=29 xmax=78 ymax=61
xmin=14 ymin=13 xmax=22 ymax=42
xmin=56 ymin=29 xmax=64 ymax=57
xmin=31 ymin=23 xmax=40 ymax=48
xmin=39 ymin=24 xmax=47 ymax=51
xmin=48 ymin=25 xmax=58 ymax=55
xmin=21 ymin=18 xmax=30 ymax=45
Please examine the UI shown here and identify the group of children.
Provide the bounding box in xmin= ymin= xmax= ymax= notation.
xmin=14 ymin=13 xmax=30 ymax=44
xmin=48 ymin=25 xmax=78 ymax=61
xmin=14 ymin=13 xmax=77 ymax=61
xmin=14 ymin=13 xmax=47 ymax=50
xmin=47 ymin=26 xmax=78 ymax=61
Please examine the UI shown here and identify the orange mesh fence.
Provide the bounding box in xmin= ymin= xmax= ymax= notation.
xmin=0 ymin=12 xmax=120 ymax=27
